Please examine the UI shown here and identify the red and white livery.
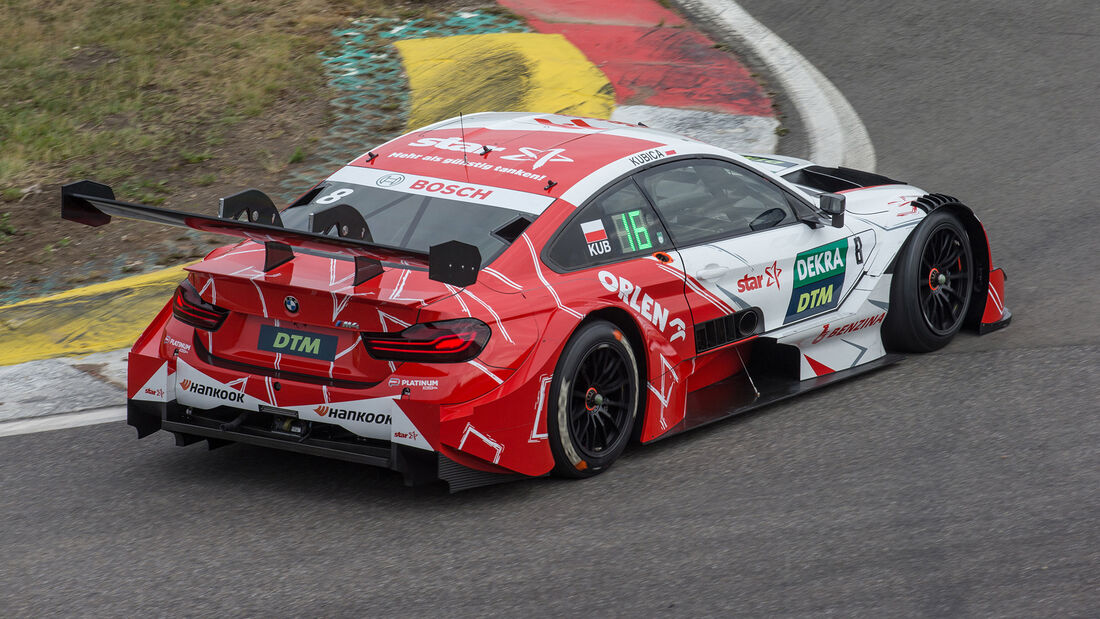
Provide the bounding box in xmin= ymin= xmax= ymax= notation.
xmin=62 ymin=112 xmax=1011 ymax=490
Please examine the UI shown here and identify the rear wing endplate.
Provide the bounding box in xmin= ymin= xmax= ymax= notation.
xmin=61 ymin=180 xmax=480 ymax=287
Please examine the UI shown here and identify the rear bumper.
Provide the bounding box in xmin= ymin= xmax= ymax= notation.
xmin=127 ymin=399 xmax=516 ymax=492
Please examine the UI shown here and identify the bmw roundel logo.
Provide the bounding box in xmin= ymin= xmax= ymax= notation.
xmin=284 ymin=296 xmax=300 ymax=314
xmin=376 ymin=173 xmax=406 ymax=187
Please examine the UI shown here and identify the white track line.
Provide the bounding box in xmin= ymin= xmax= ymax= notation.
xmin=676 ymin=0 xmax=876 ymax=170
xmin=0 ymin=406 xmax=126 ymax=438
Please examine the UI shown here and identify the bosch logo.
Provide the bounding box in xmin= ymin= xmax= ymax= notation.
xmin=284 ymin=296 xmax=299 ymax=313
xmin=376 ymin=173 xmax=406 ymax=187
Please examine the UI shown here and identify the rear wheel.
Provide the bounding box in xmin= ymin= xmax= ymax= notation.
xmin=883 ymin=210 xmax=974 ymax=352
xmin=548 ymin=320 xmax=640 ymax=478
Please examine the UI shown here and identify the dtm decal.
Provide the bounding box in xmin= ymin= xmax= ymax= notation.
xmin=257 ymin=325 xmax=337 ymax=361
xmin=598 ymin=271 xmax=687 ymax=342
xmin=785 ymin=238 xmax=848 ymax=324
xmin=737 ymin=261 xmax=783 ymax=293
xmin=811 ymin=312 xmax=887 ymax=344
xmin=313 ymin=405 xmax=392 ymax=425
xmin=582 ymin=219 xmax=612 ymax=257
xmin=179 ymin=379 xmax=245 ymax=403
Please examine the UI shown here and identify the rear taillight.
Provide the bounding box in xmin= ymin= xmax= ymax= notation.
xmin=171 ymin=280 xmax=228 ymax=331
xmin=361 ymin=319 xmax=490 ymax=363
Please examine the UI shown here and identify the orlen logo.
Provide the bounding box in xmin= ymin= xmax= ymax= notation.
xmin=598 ymin=271 xmax=687 ymax=342
xmin=409 ymin=179 xmax=492 ymax=200
xmin=313 ymin=405 xmax=391 ymax=424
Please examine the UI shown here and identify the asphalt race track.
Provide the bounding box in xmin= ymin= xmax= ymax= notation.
xmin=2 ymin=1 xmax=1097 ymax=615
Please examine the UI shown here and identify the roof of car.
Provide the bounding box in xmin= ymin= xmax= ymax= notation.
xmin=325 ymin=112 xmax=735 ymax=214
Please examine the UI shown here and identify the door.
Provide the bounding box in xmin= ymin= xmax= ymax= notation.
xmin=635 ymin=158 xmax=875 ymax=338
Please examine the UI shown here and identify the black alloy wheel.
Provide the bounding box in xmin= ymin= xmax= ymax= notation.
xmin=883 ymin=210 xmax=974 ymax=352
xmin=548 ymin=320 xmax=640 ymax=478
xmin=919 ymin=224 xmax=972 ymax=335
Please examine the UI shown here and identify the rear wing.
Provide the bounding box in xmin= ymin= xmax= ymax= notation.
xmin=61 ymin=180 xmax=481 ymax=287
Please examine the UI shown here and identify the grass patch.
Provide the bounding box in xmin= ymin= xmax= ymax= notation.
xmin=0 ymin=212 xmax=17 ymax=238
xmin=117 ymin=178 xmax=172 ymax=205
xmin=0 ymin=0 xmax=433 ymax=189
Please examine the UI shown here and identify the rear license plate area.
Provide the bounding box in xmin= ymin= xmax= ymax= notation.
xmin=257 ymin=325 xmax=339 ymax=361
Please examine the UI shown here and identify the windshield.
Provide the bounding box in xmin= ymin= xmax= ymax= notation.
xmin=282 ymin=181 xmax=530 ymax=266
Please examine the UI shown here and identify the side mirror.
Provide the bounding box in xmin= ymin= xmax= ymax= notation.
xmin=819 ymin=193 xmax=846 ymax=228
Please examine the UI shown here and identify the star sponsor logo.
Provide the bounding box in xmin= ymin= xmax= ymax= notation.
xmin=144 ymin=388 xmax=165 ymax=398
xmin=736 ymin=261 xmax=783 ymax=293
xmin=499 ymin=147 xmax=573 ymax=169
xmin=394 ymin=429 xmax=420 ymax=442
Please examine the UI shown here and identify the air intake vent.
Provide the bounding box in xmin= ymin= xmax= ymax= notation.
xmin=694 ymin=307 xmax=763 ymax=353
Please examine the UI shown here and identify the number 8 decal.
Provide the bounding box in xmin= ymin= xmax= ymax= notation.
xmin=316 ymin=188 xmax=354 ymax=204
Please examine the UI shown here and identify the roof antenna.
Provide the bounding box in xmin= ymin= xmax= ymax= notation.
xmin=459 ymin=112 xmax=470 ymax=182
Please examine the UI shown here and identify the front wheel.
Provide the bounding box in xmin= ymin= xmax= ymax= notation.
xmin=548 ymin=320 xmax=640 ymax=478
xmin=883 ymin=210 xmax=974 ymax=352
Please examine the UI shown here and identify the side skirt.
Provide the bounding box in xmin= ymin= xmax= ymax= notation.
xmin=647 ymin=346 xmax=903 ymax=442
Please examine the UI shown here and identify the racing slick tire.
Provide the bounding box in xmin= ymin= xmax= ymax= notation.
xmin=548 ymin=320 xmax=641 ymax=478
xmin=883 ymin=210 xmax=975 ymax=352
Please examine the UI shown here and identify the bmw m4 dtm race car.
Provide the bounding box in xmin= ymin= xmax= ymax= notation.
xmin=61 ymin=112 xmax=1010 ymax=491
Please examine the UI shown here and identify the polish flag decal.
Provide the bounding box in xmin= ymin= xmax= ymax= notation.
xmin=581 ymin=220 xmax=607 ymax=244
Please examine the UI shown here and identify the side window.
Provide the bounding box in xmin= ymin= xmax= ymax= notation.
xmin=638 ymin=160 xmax=796 ymax=246
xmin=547 ymin=178 xmax=672 ymax=270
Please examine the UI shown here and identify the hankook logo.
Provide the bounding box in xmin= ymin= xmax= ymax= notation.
xmin=179 ymin=379 xmax=245 ymax=402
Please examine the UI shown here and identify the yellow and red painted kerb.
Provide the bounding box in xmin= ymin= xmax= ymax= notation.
xmin=0 ymin=0 xmax=775 ymax=366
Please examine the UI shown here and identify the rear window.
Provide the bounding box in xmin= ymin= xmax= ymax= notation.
xmin=281 ymin=182 xmax=530 ymax=266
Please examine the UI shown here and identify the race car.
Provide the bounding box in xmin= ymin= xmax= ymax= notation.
xmin=61 ymin=112 xmax=1010 ymax=491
